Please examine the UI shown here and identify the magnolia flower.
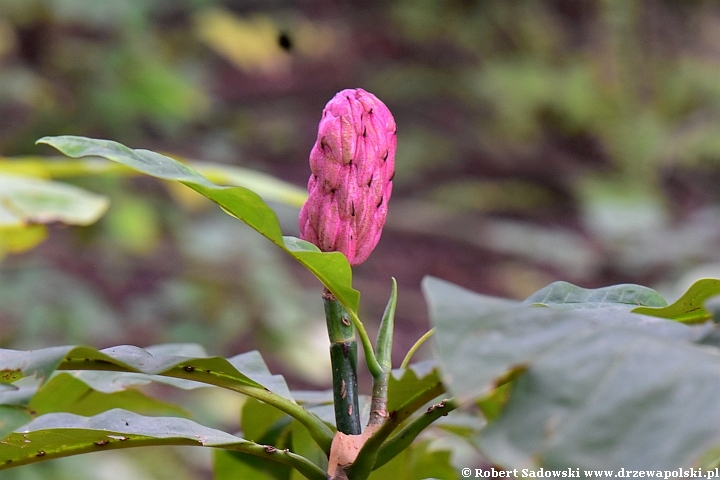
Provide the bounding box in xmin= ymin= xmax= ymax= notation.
xmin=299 ymin=88 xmax=397 ymax=266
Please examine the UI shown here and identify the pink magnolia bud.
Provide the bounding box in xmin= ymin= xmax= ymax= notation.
xmin=299 ymin=88 xmax=397 ymax=266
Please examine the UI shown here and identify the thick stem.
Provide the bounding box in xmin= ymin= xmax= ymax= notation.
xmin=324 ymin=289 xmax=362 ymax=435
xmin=367 ymin=368 xmax=390 ymax=427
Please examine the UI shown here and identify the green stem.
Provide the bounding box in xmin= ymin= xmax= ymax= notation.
xmin=346 ymin=309 xmax=383 ymax=379
xmin=400 ymin=329 xmax=434 ymax=369
xmin=368 ymin=368 xmax=390 ymax=428
xmin=374 ymin=398 xmax=457 ymax=469
xmin=324 ymin=289 xmax=362 ymax=435
xmin=222 ymin=442 xmax=330 ymax=480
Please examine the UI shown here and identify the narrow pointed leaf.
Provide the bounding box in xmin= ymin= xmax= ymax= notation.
xmin=376 ymin=278 xmax=398 ymax=370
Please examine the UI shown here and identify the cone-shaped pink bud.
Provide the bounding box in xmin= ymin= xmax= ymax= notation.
xmin=299 ymin=88 xmax=397 ymax=266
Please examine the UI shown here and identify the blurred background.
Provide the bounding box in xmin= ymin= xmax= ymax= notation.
xmin=4 ymin=0 xmax=720 ymax=478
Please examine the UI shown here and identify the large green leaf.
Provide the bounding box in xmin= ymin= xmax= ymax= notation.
xmin=36 ymin=136 xmax=360 ymax=314
xmin=424 ymin=276 xmax=720 ymax=471
xmin=480 ymin=329 xmax=720 ymax=471
xmin=0 ymin=409 xmax=326 ymax=479
xmin=423 ymin=276 xmax=697 ymax=401
xmin=633 ymin=278 xmax=720 ymax=324
xmin=523 ymin=281 xmax=667 ymax=310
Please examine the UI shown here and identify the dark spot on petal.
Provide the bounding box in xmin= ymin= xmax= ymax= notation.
xmin=377 ymin=196 xmax=384 ymax=208
xmin=367 ymin=174 xmax=373 ymax=187
xmin=331 ymin=188 xmax=337 ymax=194
xmin=369 ymin=108 xmax=373 ymax=114
xmin=382 ymin=151 xmax=388 ymax=161
xmin=362 ymin=126 xmax=367 ymax=137
xmin=351 ymin=201 xmax=355 ymax=216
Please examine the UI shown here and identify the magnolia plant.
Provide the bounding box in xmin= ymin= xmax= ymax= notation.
xmin=2 ymin=89 xmax=720 ymax=480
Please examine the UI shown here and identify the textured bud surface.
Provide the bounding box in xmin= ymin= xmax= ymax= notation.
xmin=299 ymin=88 xmax=397 ymax=266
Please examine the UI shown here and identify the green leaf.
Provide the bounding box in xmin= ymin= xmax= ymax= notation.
xmin=0 ymin=409 xmax=327 ymax=479
xmin=423 ymin=276 xmax=695 ymax=402
xmin=290 ymin=419 xmax=328 ymax=477
xmin=369 ymin=440 xmax=459 ymax=480
xmin=388 ymin=360 xmax=442 ymax=412
xmin=0 ymin=344 xmax=263 ymax=388
xmin=424 ymin=276 xmax=720 ymax=471
xmin=476 ymin=381 xmax=512 ymax=422
xmin=0 ymin=406 xmax=32 ymax=440
xmin=523 ymin=281 xmax=667 ymax=310
xmin=0 ymin=344 xmax=334 ymax=455
xmin=241 ymin=397 xmax=289 ymax=443
xmin=214 ymin=450 xmax=277 ymax=480
xmin=0 ymin=156 xmax=306 ymax=208
xmin=479 ymin=329 xmax=720 ymax=471
xmin=190 ymin=161 xmax=308 ymax=208
xmin=0 ymin=225 xmax=48 ymax=255
xmin=36 ymin=135 xmax=360 ymax=314
xmin=0 ymin=173 xmax=109 ymax=227
xmin=632 ymin=278 xmax=720 ymax=324
xmin=30 ymin=373 xmax=189 ymax=417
